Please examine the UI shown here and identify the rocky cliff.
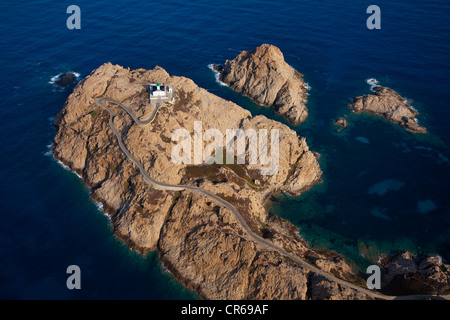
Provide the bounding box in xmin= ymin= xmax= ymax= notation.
xmin=52 ymin=62 xmax=383 ymax=300
xmin=218 ymin=44 xmax=309 ymax=125
xmin=348 ymin=86 xmax=427 ymax=133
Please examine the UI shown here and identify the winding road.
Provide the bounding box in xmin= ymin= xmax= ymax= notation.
xmin=95 ymin=97 xmax=449 ymax=301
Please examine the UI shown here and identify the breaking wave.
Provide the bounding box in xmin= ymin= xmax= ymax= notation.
xmin=208 ymin=64 xmax=228 ymax=87
xmin=366 ymin=78 xmax=380 ymax=91
xmin=49 ymin=71 xmax=81 ymax=91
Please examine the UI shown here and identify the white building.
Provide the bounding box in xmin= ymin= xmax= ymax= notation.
xmin=149 ymin=82 xmax=174 ymax=106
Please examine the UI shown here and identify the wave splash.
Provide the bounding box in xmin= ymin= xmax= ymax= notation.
xmin=49 ymin=71 xmax=81 ymax=91
xmin=207 ymin=64 xmax=228 ymax=87
xmin=366 ymin=78 xmax=380 ymax=91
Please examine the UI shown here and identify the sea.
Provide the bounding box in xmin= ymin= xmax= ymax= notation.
xmin=0 ymin=0 xmax=449 ymax=299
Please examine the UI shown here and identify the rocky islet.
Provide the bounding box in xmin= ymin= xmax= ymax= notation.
xmin=217 ymin=44 xmax=310 ymax=126
xmin=348 ymin=86 xmax=427 ymax=133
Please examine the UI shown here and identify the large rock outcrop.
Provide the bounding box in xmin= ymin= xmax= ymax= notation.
xmin=51 ymin=62 xmax=378 ymax=300
xmin=348 ymin=86 xmax=426 ymax=133
xmin=218 ymin=44 xmax=310 ymax=125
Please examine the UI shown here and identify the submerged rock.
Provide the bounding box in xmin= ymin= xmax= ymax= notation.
xmin=219 ymin=44 xmax=309 ymax=125
xmin=212 ymin=64 xmax=223 ymax=72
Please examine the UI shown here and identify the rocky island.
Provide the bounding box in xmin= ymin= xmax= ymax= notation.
xmin=216 ymin=44 xmax=310 ymax=125
xmin=348 ymin=86 xmax=427 ymax=133
xmin=52 ymin=62 xmax=448 ymax=300
xmin=52 ymin=62 xmax=382 ymax=300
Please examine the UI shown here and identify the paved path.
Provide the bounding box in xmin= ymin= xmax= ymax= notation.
xmin=95 ymin=97 xmax=449 ymax=301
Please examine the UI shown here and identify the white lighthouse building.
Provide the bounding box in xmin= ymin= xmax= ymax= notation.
xmin=149 ymin=82 xmax=174 ymax=106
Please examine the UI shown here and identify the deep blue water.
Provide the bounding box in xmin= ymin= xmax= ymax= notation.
xmin=0 ymin=0 xmax=449 ymax=298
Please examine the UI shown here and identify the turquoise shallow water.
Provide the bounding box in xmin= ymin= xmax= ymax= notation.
xmin=0 ymin=0 xmax=449 ymax=298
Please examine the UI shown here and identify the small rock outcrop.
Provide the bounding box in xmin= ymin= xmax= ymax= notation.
xmin=219 ymin=44 xmax=309 ymax=125
xmin=348 ymin=86 xmax=426 ymax=133
xmin=212 ymin=64 xmax=222 ymax=72
xmin=333 ymin=117 xmax=348 ymax=131
xmin=55 ymin=72 xmax=77 ymax=87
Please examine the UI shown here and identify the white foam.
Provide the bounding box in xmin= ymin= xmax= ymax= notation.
xmin=44 ymin=143 xmax=53 ymax=157
xmin=56 ymin=159 xmax=70 ymax=171
xmin=49 ymin=73 xmax=62 ymax=84
xmin=366 ymin=78 xmax=379 ymax=85
xmin=366 ymin=78 xmax=380 ymax=91
xmin=294 ymin=230 xmax=305 ymax=241
xmin=54 ymin=159 xmax=82 ymax=179
xmin=208 ymin=64 xmax=228 ymax=87
xmin=159 ymin=260 xmax=173 ymax=275
xmin=304 ymin=82 xmax=311 ymax=96
xmin=404 ymin=99 xmax=417 ymax=109
xmin=94 ymin=201 xmax=111 ymax=221
xmin=46 ymin=144 xmax=114 ymax=225
xmin=95 ymin=201 xmax=104 ymax=211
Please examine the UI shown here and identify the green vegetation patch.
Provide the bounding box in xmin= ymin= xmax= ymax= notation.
xmin=89 ymin=110 xmax=99 ymax=119
xmin=183 ymin=163 xmax=257 ymax=187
